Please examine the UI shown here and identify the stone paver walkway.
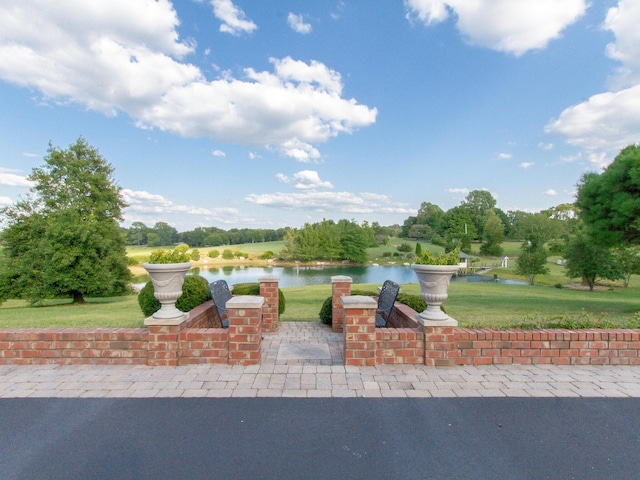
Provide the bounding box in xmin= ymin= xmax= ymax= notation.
xmin=1 ymin=322 xmax=640 ymax=398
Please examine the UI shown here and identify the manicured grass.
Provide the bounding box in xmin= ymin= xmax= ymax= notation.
xmin=3 ymin=258 xmax=640 ymax=328
xmin=0 ymin=296 xmax=145 ymax=328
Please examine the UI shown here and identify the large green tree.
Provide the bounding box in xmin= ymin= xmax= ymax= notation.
xmin=564 ymin=231 xmax=623 ymax=291
xmin=0 ymin=138 xmax=131 ymax=304
xmin=576 ymin=145 xmax=640 ymax=247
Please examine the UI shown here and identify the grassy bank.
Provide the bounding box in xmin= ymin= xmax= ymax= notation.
xmin=2 ymin=280 xmax=640 ymax=329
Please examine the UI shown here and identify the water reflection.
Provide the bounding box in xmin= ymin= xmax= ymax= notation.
xmin=133 ymin=265 xmax=527 ymax=288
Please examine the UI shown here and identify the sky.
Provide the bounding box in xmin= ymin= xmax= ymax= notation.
xmin=1 ymin=0 xmax=639 ymax=232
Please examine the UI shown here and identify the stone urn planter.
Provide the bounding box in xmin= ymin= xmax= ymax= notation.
xmin=411 ymin=264 xmax=459 ymax=322
xmin=411 ymin=248 xmax=460 ymax=324
xmin=142 ymin=261 xmax=192 ymax=319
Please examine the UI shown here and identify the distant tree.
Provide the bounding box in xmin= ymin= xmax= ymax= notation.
xmin=479 ymin=210 xmax=505 ymax=257
xmin=515 ymin=242 xmax=549 ymax=285
xmin=576 ymin=145 xmax=640 ymax=247
xmin=338 ymin=220 xmax=368 ymax=263
xmin=443 ymin=206 xmax=475 ymax=252
xmin=127 ymin=221 xmax=148 ymax=246
xmin=152 ymin=221 xmax=178 ymax=246
xmin=462 ymin=189 xmax=496 ymax=240
xmin=564 ymin=232 xmax=623 ymax=291
xmin=415 ymin=242 xmax=422 ymax=256
xmin=612 ymin=247 xmax=640 ymax=287
xmin=0 ymin=138 xmax=130 ymax=304
xmin=146 ymin=232 xmax=161 ymax=247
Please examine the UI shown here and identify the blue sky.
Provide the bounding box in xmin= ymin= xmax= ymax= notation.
xmin=1 ymin=0 xmax=639 ymax=232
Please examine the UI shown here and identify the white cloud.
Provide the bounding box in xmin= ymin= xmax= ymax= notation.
xmin=446 ymin=187 xmax=470 ymax=194
xmin=497 ymin=153 xmax=511 ymax=159
xmin=538 ymin=142 xmax=554 ymax=150
xmin=405 ymin=0 xmax=586 ymax=56
xmin=276 ymin=170 xmax=333 ymax=190
xmin=0 ymin=2 xmax=376 ymax=162
xmin=519 ymin=162 xmax=534 ymax=169
xmin=604 ymin=0 xmax=640 ymax=89
xmin=22 ymin=152 xmax=39 ymax=158
xmin=545 ymin=1 xmax=640 ymax=167
xmin=287 ymin=13 xmax=312 ymax=34
xmin=248 ymin=152 xmax=260 ymax=160
xmin=245 ymin=191 xmax=412 ymax=214
xmin=211 ymin=0 xmax=257 ymax=36
xmin=212 ymin=149 xmax=226 ymax=157
xmin=0 ymin=196 xmax=13 ymax=206
xmin=544 ymin=189 xmax=558 ymax=196
xmin=0 ymin=172 xmax=33 ymax=187
xmin=121 ymin=188 xmax=251 ymax=225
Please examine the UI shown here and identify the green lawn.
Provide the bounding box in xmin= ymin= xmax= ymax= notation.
xmin=2 ymin=280 xmax=640 ymax=329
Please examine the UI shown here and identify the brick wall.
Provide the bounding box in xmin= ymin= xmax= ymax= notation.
xmin=338 ymin=284 xmax=640 ymax=366
xmin=0 ymin=328 xmax=148 ymax=365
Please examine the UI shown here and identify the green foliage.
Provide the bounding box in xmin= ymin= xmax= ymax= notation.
xmin=0 ymin=137 xmax=131 ymax=304
xmin=148 ymin=244 xmax=192 ymax=264
xmin=259 ymin=250 xmax=274 ymax=260
xmin=222 ymin=249 xmax=234 ymax=259
xmin=191 ymin=249 xmax=201 ymax=261
xmin=232 ymin=282 xmax=286 ymax=315
xmin=138 ymin=275 xmax=211 ymax=317
xmin=415 ymin=248 xmax=460 ymax=265
xmin=208 ymin=249 xmax=220 ymax=258
xmin=319 ymin=296 xmax=332 ymax=325
xmin=479 ymin=210 xmax=505 ymax=256
xmin=396 ymin=242 xmax=412 ymax=252
xmin=233 ymin=251 xmax=248 ymax=258
xmin=576 ymin=144 xmax=640 ymax=246
xmin=415 ymin=243 xmax=422 ymax=256
xmin=515 ymin=244 xmax=549 ymax=285
xmin=564 ymin=232 xmax=623 ymax=291
xmin=504 ymin=310 xmax=618 ymax=330
xmin=396 ymin=293 xmax=427 ymax=313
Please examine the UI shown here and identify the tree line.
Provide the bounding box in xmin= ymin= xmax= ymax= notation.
xmin=123 ymin=222 xmax=289 ymax=248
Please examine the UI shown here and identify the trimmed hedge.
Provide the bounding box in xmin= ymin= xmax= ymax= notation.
xmin=318 ymin=291 xmax=428 ymax=326
xmin=138 ymin=274 xmax=212 ymax=318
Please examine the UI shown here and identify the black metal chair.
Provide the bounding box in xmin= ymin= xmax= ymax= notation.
xmin=375 ymin=280 xmax=400 ymax=328
xmin=209 ymin=280 xmax=232 ymax=328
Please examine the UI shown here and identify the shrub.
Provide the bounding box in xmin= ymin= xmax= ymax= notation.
xmin=319 ymin=296 xmax=332 ymax=325
xmin=191 ymin=249 xmax=201 ymax=261
xmin=234 ymin=251 xmax=247 ymax=258
xmin=397 ymin=242 xmax=412 ymax=252
xmin=222 ymin=249 xmax=234 ymax=259
xmin=396 ymin=293 xmax=427 ymax=313
xmin=232 ymin=282 xmax=286 ymax=315
xmin=259 ymin=250 xmax=274 ymax=260
xmin=208 ymin=249 xmax=220 ymax=258
xmin=149 ymin=244 xmax=191 ymax=264
xmin=382 ymin=252 xmax=392 ymax=258
xmin=138 ymin=275 xmax=211 ymax=317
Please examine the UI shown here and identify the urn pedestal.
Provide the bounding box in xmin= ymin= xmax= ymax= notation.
xmin=142 ymin=262 xmax=192 ymax=320
xmin=411 ymin=264 xmax=459 ymax=325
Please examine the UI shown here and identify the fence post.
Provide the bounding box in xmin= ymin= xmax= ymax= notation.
xmin=227 ymin=295 xmax=264 ymax=366
xmin=144 ymin=317 xmax=186 ymax=366
xmin=342 ymin=295 xmax=377 ymax=366
xmin=331 ymin=275 xmax=352 ymax=333
xmin=259 ymin=275 xmax=280 ymax=333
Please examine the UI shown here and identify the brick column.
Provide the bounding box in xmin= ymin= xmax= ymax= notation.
xmin=259 ymin=275 xmax=280 ymax=333
xmin=144 ymin=317 xmax=186 ymax=366
xmin=342 ymin=295 xmax=377 ymax=366
xmin=331 ymin=275 xmax=352 ymax=333
xmin=227 ymin=295 xmax=264 ymax=366
xmin=417 ymin=315 xmax=458 ymax=366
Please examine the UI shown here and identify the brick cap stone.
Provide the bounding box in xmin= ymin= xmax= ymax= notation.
xmin=258 ymin=275 xmax=280 ymax=282
xmin=341 ymin=295 xmax=377 ymax=308
xmin=144 ymin=315 xmax=187 ymax=326
xmin=227 ymin=295 xmax=265 ymax=309
xmin=331 ymin=275 xmax=353 ymax=283
xmin=416 ymin=317 xmax=458 ymax=327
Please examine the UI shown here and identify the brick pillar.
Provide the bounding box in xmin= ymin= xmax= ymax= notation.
xmin=342 ymin=295 xmax=377 ymax=366
xmin=331 ymin=275 xmax=352 ymax=333
xmin=259 ymin=276 xmax=280 ymax=333
xmin=144 ymin=317 xmax=186 ymax=366
xmin=423 ymin=326 xmax=459 ymax=366
xmin=227 ymin=295 xmax=264 ymax=366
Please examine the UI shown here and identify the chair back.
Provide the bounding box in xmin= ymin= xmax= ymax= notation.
xmin=209 ymin=280 xmax=232 ymax=327
xmin=375 ymin=280 xmax=400 ymax=327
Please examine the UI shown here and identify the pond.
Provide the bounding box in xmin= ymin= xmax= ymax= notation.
xmin=133 ymin=265 xmax=528 ymax=288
